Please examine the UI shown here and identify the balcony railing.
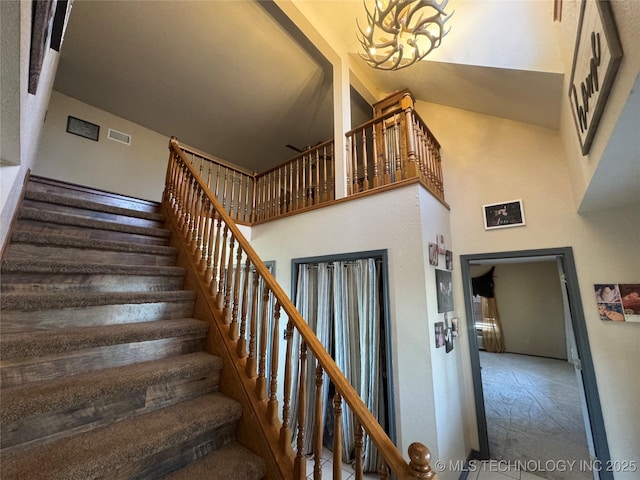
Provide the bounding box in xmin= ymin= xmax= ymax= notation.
xmin=176 ymin=92 xmax=444 ymax=225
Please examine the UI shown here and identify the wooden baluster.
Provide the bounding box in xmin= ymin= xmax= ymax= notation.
xmin=295 ymin=341 xmax=307 ymax=480
xmin=219 ymin=167 xmax=227 ymax=212
xmin=313 ymin=363 xmax=323 ymax=480
xmin=170 ymin=158 xmax=181 ymax=215
xmin=209 ymin=215 xmax=222 ymax=296
xmin=280 ymin=321 xmax=294 ymax=453
xmin=372 ymin=126 xmax=380 ymax=188
xmin=250 ymin=173 xmax=257 ymax=223
xmin=403 ymin=96 xmax=419 ymax=178
xmin=271 ymin=170 xmax=276 ymax=217
xmin=192 ymin=188 xmax=204 ymax=256
xmin=216 ymin=225 xmax=228 ymax=310
xmin=394 ymin=115 xmax=402 ymax=180
xmin=408 ymin=443 xmax=435 ymax=479
xmin=178 ymin=173 xmax=191 ymax=234
xmin=237 ymin=260 xmax=251 ymax=358
xmin=301 ymin=156 xmax=307 ymax=209
xmin=354 ymin=421 xmax=364 ymax=480
xmin=322 ymin=145 xmax=329 ymax=202
xmin=237 ymin=173 xmax=244 ymax=220
xmin=186 ymin=179 xmax=198 ymax=244
xmin=295 ymin=158 xmax=301 ymax=210
xmin=214 ymin=163 xmax=221 ymax=200
xmin=267 ymin=302 xmax=281 ymax=425
xmin=245 ymin=268 xmax=260 ymax=378
xmin=278 ymin=167 xmax=283 ymax=214
xmin=435 ymin=148 xmax=444 ymax=198
xmin=352 ymin=133 xmax=359 ymax=193
xmin=258 ymin=175 xmax=264 ymax=221
xmin=229 ymin=244 xmax=243 ymax=340
xmin=378 ymin=458 xmax=389 ymax=480
xmin=229 ymin=170 xmax=236 ymax=218
xmin=288 ymin=162 xmax=293 ymax=212
xmin=346 ymin=137 xmax=352 ymax=196
xmin=222 ymin=234 xmax=235 ymax=324
xmin=255 ymin=284 xmax=270 ymax=400
xmin=329 ymin=143 xmax=335 ymax=200
xmin=333 ymin=393 xmax=343 ymax=480
xmin=198 ymin=198 xmax=212 ymax=274
xmin=314 ymin=149 xmax=320 ymax=205
xmin=243 ymin=176 xmax=249 ymax=222
xmin=382 ymin=126 xmax=391 ymax=185
xmin=361 ymin=129 xmax=369 ymax=191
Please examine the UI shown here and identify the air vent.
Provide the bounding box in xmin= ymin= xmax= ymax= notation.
xmin=107 ymin=128 xmax=131 ymax=145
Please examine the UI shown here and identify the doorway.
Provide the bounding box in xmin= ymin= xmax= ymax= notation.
xmin=460 ymin=248 xmax=612 ymax=479
xmin=291 ymin=249 xmax=395 ymax=472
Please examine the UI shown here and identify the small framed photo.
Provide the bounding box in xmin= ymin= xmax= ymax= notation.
xmin=66 ymin=116 xmax=100 ymax=141
xmin=429 ymin=243 xmax=439 ymax=266
xmin=451 ymin=317 xmax=459 ymax=337
xmin=483 ymin=199 xmax=525 ymax=230
xmin=445 ymin=250 xmax=453 ymax=270
xmin=437 ymin=234 xmax=445 ymax=254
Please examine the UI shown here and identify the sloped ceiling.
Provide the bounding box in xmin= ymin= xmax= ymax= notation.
xmin=54 ymin=0 xmax=565 ymax=174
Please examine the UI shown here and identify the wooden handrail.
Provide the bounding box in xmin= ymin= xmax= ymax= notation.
xmin=165 ymin=137 xmax=436 ymax=479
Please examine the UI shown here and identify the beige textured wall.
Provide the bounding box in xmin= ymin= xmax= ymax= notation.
xmin=416 ymin=100 xmax=640 ymax=476
xmin=34 ymin=91 xmax=169 ymax=202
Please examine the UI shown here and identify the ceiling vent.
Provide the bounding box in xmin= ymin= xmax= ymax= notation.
xmin=107 ymin=128 xmax=131 ymax=145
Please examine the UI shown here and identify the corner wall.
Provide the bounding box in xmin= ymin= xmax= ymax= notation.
xmin=416 ymin=101 xmax=640 ymax=476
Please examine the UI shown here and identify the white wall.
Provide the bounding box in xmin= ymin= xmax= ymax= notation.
xmin=1 ymin=1 xmax=60 ymax=251
xmin=416 ymin=100 xmax=640 ymax=476
xmin=250 ymin=184 xmax=466 ymax=477
xmin=34 ymin=91 xmax=169 ymax=201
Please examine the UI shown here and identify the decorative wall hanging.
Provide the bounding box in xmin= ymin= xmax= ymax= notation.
xmin=428 ymin=243 xmax=439 ymax=266
xmin=483 ymin=200 xmax=525 ymax=230
xmin=66 ymin=116 xmax=100 ymax=141
xmin=594 ymin=283 xmax=640 ymax=322
xmin=435 ymin=268 xmax=453 ymax=313
xmin=568 ymin=0 xmax=623 ymax=155
xmin=445 ymin=250 xmax=453 ymax=270
xmin=437 ymin=233 xmax=445 ymax=254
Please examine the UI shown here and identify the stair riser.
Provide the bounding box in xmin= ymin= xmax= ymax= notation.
xmin=22 ymin=199 xmax=165 ymax=229
xmin=14 ymin=220 xmax=170 ymax=246
xmin=1 ymin=375 xmax=220 ymax=451
xmin=1 ymin=301 xmax=195 ymax=333
xmin=27 ymin=178 xmax=163 ymax=215
xmin=1 ymin=334 xmax=206 ymax=388
xmin=5 ymin=243 xmax=177 ymax=266
xmin=120 ymin=425 xmax=236 ymax=480
xmin=1 ymin=274 xmax=185 ymax=294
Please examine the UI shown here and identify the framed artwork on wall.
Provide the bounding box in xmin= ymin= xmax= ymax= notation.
xmin=429 ymin=243 xmax=439 ymax=266
xmin=483 ymin=199 xmax=525 ymax=230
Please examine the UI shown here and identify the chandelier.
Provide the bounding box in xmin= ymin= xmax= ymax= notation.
xmin=357 ymin=0 xmax=452 ymax=71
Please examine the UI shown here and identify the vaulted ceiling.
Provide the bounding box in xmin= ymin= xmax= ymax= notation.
xmin=54 ymin=0 xmax=564 ymax=173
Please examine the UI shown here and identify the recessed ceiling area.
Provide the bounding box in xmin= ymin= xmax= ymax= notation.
xmin=54 ymin=0 xmax=564 ymax=175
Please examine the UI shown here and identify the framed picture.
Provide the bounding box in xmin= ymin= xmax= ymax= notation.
xmin=595 ymin=283 xmax=640 ymax=322
xmin=445 ymin=250 xmax=453 ymax=270
xmin=436 ymin=269 xmax=454 ymax=313
xmin=568 ymin=0 xmax=623 ymax=155
xmin=483 ymin=199 xmax=525 ymax=230
xmin=66 ymin=116 xmax=100 ymax=141
xmin=445 ymin=327 xmax=454 ymax=353
xmin=451 ymin=317 xmax=459 ymax=337
xmin=437 ymin=234 xmax=445 ymax=254
xmin=434 ymin=322 xmax=445 ymax=348
xmin=429 ymin=243 xmax=439 ymax=266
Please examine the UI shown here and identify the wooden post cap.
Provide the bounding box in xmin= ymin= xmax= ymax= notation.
xmin=408 ymin=442 xmax=434 ymax=479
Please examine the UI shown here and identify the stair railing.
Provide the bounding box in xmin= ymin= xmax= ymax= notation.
xmin=345 ymin=93 xmax=444 ymax=202
xmin=165 ymin=137 xmax=436 ymax=479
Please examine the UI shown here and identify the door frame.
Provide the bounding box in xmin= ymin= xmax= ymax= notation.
xmin=291 ymin=249 xmax=397 ymax=444
xmin=460 ymin=247 xmax=612 ymax=478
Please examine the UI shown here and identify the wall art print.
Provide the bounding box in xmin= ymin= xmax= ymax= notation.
xmin=594 ymin=283 xmax=640 ymax=322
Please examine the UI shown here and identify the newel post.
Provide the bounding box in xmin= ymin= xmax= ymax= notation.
xmin=408 ymin=442 xmax=435 ymax=479
xmin=401 ymin=93 xmax=419 ymax=179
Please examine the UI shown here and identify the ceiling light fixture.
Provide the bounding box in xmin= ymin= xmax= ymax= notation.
xmin=357 ymin=0 xmax=452 ymax=71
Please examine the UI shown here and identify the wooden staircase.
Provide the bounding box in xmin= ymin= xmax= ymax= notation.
xmin=0 ymin=176 xmax=266 ymax=479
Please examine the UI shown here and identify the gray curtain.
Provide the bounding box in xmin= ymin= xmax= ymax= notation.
xmin=292 ymin=258 xmax=384 ymax=472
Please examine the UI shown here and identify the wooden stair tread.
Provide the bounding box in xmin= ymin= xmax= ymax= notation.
xmin=10 ymin=229 xmax=178 ymax=255
xmin=0 ymin=351 xmax=222 ymax=424
xmin=0 ymin=393 xmax=241 ymax=480
xmin=164 ymin=441 xmax=266 ymax=480
xmin=0 ymin=318 xmax=208 ymax=360
xmin=0 ymin=289 xmax=196 ymax=311
xmin=1 ymin=258 xmax=186 ymax=276
xmin=24 ymin=188 xmax=166 ymax=222
xmin=19 ymin=207 xmax=171 ymax=238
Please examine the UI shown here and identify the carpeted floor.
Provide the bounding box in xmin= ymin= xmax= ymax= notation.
xmin=480 ymin=352 xmax=594 ymax=480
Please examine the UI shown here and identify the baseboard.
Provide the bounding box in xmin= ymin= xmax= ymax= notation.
xmin=458 ymin=450 xmax=481 ymax=480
